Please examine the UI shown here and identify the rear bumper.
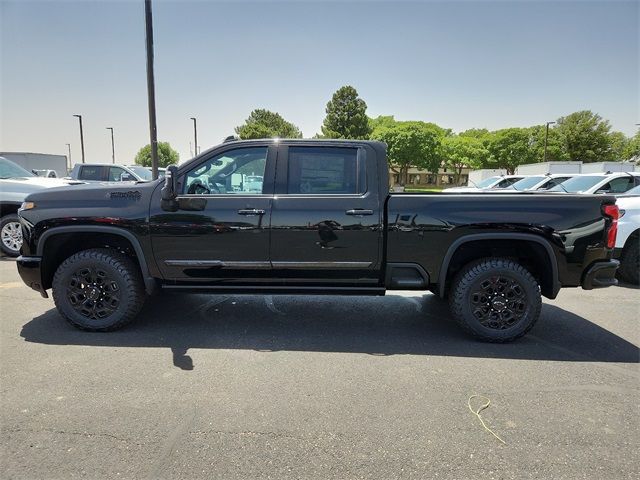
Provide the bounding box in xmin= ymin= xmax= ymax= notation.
xmin=582 ymin=260 xmax=619 ymax=290
xmin=16 ymin=255 xmax=48 ymax=298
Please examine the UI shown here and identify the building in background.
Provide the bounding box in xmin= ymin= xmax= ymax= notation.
xmin=0 ymin=152 xmax=68 ymax=177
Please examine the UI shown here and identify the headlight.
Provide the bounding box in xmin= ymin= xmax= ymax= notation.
xmin=19 ymin=201 xmax=36 ymax=211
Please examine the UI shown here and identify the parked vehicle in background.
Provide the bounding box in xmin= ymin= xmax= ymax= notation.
xmin=16 ymin=139 xmax=620 ymax=342
xmin=504 ymin=174 xmax=574 ymax=191
xmin=614 ymin=185 xmax=640 ymax=284
xmin=446 ymin=175 xmax=524 ymax=192
xmin=31 ymin=169 xmax=58 ymax=178
xmin=549 ymin=172 xmax=640 ymax=194
xmin=0 ymin=156 xmax=80 ymax=257
xmin=69 ymin=164 xmax=145 ymax=182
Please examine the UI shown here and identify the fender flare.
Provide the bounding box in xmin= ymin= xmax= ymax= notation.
xmin=37 ymin=225 xmax=156 ymax=294
xmin=438 ymin=232 xmax=560 ymax=298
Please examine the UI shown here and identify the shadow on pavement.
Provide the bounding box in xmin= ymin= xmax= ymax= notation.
xmin=20 ymin=292 xmax=639 ymax=369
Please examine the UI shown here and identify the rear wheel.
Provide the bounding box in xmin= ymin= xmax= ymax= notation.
xmin=618 ymin=238 xmax=639 ymax=285
xmin=1 ymin=214 xmax=22 ymax=257
xmin=52 ymin=248 xmax=146 ymax=331
xmin=449 ymin=258 xmax=541 ymax=342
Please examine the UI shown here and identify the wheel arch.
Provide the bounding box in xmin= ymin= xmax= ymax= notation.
xmin=38 ymin=226 xmax=156 ymax=294
xmin=438 ymin=233 xmax=560 ymax=299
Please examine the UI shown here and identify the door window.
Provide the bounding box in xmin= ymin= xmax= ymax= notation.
xmin=78 ymin=166 xmax=104 ymax=181
xmin=184 ymin=147 xmax=268 ymax=195
xmin=287 ymin=147 xmax=365 ymax=194
xmin=599 ymin=177 xmax=634 ymax=193
xmin=108 ymin=167 xmax=127 ymax=182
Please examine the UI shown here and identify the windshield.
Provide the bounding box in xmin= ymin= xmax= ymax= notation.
xmin=509 ymin=176 xmax=546 ymax=191
xmin=550 ymin=175 xmax=606 ymax=193
xmin=125 ymin=166 xmax=153 ymax=180
xmin=476 ymin=176 xmax=501 ymax=188
xmin=0 ymin=157 xmax=35 ymax=179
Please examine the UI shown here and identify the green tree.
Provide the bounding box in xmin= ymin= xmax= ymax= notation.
xmin=321 ymin=85 xmax=372 ymax=139
xmin=134 ymin=142 xmax=179 ymax=168
xmin=235 ymin=109 xmax=302 ymax=139
xmin=556 ymin=110 xmax=615 ymax=162
xmin=529 ymin=125 xmax=568 ymax=162
xmin=623 ymin=131 xmax=640 ymax=161
xmin=371 ymin=121 xmax=442 ymax=185
xmin=609 ymin=131 xmax=630 ymax=160
xmin=487 ymin=128 xmax=537 ymax=174
xmin=442 ymin=135 xmax=489 ymax=184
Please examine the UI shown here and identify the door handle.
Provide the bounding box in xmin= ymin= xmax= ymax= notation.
xmin=345 ymin=209 xmax=374 ymax=216
xmin=237 ymin=208 xmax=265 ymax=216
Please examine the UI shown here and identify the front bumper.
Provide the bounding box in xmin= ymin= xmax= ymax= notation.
xmin=582 ymin=259 xmax=619 ymax=290
xmin=16 ymin=255 xmax=48 ymax=298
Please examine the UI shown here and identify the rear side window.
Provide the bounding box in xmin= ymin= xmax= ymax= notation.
xmin=287 ymin=147 xmax=365 ymax=194
xmin=79 ymin=166 xmax=104 ymax=181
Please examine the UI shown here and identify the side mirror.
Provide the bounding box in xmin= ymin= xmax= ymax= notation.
xmin=161 ymin=165 xmax=178 ymax=200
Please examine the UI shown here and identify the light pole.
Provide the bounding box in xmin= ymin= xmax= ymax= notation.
xmin=73 ymin=114 xmax=85 ymax=163
xmin=543 ymin=121 xmax=556 ymax=162
xmin=190 ymin=117 xmax=198 ymax=157
xmin=106 ymin=127 xmax=115 ymax=163
xmin=65 ymin=143 xmax=71 ymax=171
xmin=144 ymin=0 xmax=159 ymax=179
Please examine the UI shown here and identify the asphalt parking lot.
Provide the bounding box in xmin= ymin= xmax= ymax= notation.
xmin=0 ymin=257 xmax=638 ymax=479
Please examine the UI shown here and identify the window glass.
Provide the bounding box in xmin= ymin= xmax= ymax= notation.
xmin=287 ymin=147 xmax=364 ymax=194
xmin=79 ymin=166 xmax=104 ymax=181
xmin=600 ymin=177 xmax=634 ymax=193
xmin=549 ymin=175 xmax=606 ymax=193
xmin=510 ymin=176 xmax=545 ymax=191
xmin=184 ymin=147 xmax=267 ymax=195
xmin=108 ymin=167 xmax=127 ymax=182
xmin=0 ymin=157 xmax=34 ymax=178
xmin=476 ymin=176 xmax=500 ymax=188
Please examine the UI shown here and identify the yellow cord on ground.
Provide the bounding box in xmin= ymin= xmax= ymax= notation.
xmin=468 ymin=394 xmax=506 ymax=445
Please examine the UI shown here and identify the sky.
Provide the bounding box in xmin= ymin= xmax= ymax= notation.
xmin=1 ymin=0 xmax=638 ymax=165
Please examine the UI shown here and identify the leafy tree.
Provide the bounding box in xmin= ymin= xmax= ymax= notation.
xmin=134 ymin=142 xmax=179 ymax=168
xmin=442 ymin=135 xmax=489 ymax=184
xmin=487 ymin=128 xmax=537 ymax=174
xmin=529 ymin=125 xmax=568 ymax=162
xmin=609 ymin=131 xmax=630 ymax=160
xmin=623 ymin=130 xmax=640 ymax=161
xmin=235 ymin=109 xmax=302 ymax=139
xmin=371 ymin=120 xmax=442 ymax=185
xmin=556 ymin=110 xmax=615 ymax=162
xmin=321 ymin=86 xmax=372 ymax=139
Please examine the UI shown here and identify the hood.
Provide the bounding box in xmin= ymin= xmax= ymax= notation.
xmin=1 ymin=176 xmax=83 ymax=203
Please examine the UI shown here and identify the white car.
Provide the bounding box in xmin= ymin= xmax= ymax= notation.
xmin=549 ymin=172 xmax=640 ymax=194
xmin=503 ymin=174 xmax=575 ymax=191
xmin=614 ymin=185 xmax=640 ymax=284
xmin=447 ymin=175 xmax=524 ymax=192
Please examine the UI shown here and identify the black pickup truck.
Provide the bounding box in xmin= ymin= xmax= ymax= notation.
xmin=16 ymin=139 xmax=620 ymax=342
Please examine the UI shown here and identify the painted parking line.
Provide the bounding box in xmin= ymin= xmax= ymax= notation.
xmin=0 ymin=282 xmax=24 ymax=289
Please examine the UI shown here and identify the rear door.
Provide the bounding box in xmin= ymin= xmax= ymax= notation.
xmin=269 ymin=144 xmax=383 ymax=287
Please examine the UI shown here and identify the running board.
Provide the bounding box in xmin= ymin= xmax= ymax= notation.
xmin=160 ymin=284 xmax=386 ymax=296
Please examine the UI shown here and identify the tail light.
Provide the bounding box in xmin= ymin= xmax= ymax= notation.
xmin=602 ymin=204 xmax=619 ymax=249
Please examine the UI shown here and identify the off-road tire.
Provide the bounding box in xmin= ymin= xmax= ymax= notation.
xmin=448 ymin=258 xmax=542 ymax=342
xmin=0 ymin=214 xmax=22 ymax=257
xmin=52 ymin=248 xmax=146 ymax=331
xmin=618 ymin=238 xmax=639 ymax=285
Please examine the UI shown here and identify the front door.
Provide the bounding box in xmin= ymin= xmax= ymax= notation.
xmin=269 ymin=144 xmax=383 ymax=287
xmin=150 ymin=145 xmax=276 ymax=281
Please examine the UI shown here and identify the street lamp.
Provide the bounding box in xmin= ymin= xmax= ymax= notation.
xmin=73 ymin=114 xmax=85 ymax=163
xmin=190 ymin=117 xmax=198 ymax=157
xmin=543 ymin=121 xmax=556 ymax=162
xmin=106 ymin=127 xmax=115 ymax=163
xmin=144 ymin=0 xmax=159 ymax=179
xmin=65 ymin=143 xmax=71 ymax=171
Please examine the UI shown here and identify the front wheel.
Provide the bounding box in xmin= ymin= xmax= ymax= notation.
xmin=1 ymin=214 xmax=23 ymax=257
xmin=448 ymin=258 xmax=541 ymax=342
xmin=52 ymin=248 xmax=146 ymax=331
